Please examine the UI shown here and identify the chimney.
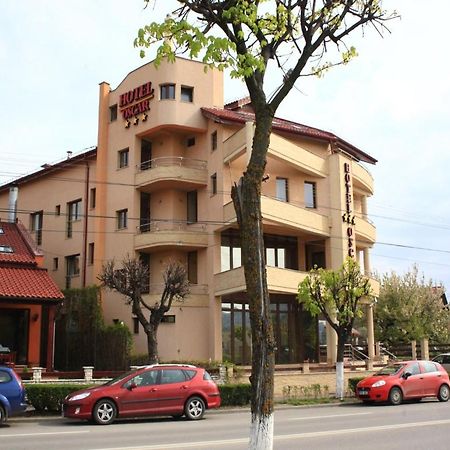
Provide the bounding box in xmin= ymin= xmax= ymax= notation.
xmin=8 ymin=186 xmax=18 ymax=223
xmin=67 ymin=151 xmax=73 ymax=159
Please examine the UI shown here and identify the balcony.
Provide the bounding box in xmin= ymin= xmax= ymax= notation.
xmin=135 ymin=221 xmax=208 ymax=251
xmin=355 ymin=214 xmax=376 ymax=244
xmin=223 ymin=196 xmax=330 ymax=237
xmin=142 ymin=284 xmax=209 ymax=308
xmin=214 ymin=266 xmax=308 ymax=296
xmin=352 ymin=162 xmax=374 ymax=195
xmin=135 ymin=157 xmax=208 ymax=193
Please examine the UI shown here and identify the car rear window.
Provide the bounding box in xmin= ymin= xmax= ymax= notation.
xmin=203 ymin=371 xmax=213 ymax=381
xmin=0 ymin=370 xmax=12 ymax=383
xmin=422 ymin=361 xmax=439 ymax=373
xmin=184 ymin=370 xmax=196 ymax=380
xmin=160 ymin=369 xmax=187 ymax=384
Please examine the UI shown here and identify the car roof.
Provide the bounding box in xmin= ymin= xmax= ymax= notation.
xmin=136 ymin=364 xmax=198 ymax=370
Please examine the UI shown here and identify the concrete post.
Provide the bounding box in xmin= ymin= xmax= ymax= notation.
xmin=83 ymin=366 xmax=94 ymax=382
xmin=366 ymin=304 xmax=375 ymax=361
xmin=326 ymin=321 xmax=337 ymax=364
xmin=32 ymin=367 xmax=43 ymax=383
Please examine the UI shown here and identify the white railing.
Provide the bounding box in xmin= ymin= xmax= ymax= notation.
xmin=138 ymin=157 xmax=207 ymax=172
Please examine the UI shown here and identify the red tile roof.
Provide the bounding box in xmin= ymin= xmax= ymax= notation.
xmin=0 ymin=222 xmax=36 ymax=264
xmin=201 ymin=107 xmax=377 ymax=164
xmin=0 ymin=267 xmax=64 ymax=301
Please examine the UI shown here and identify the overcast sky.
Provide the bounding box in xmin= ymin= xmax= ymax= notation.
xmin=1 ymin=1 xmax=449 ymax=291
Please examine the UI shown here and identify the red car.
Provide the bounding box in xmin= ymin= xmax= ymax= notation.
xmin=356 ymin=360 xmax=450 ymax=405
xmin=63 ymin=364 xmax=221 ymax=425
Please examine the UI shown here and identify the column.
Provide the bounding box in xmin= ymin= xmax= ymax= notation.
xmin=46 ymin=305 xmax=56 ymax=371
xmin=326 ymin=322 xmax=337 ymax=364
xmin=363 ymin=248 xmax=371 ymax=276
xmin=366 ymin=303 xmax=375 ymax=361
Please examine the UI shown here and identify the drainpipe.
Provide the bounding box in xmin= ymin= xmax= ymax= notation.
xmin=8 ymin=186 xmax=18 ymax=223
xmin=82 ymin=162 xmax=90 ymax=287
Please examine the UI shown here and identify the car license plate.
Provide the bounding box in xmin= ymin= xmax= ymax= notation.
xmin=359 ymin=389 xmax=368 ymax=395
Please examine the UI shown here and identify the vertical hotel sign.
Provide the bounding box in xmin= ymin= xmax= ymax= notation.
xmin=120 ymin=82 xmax=154 ymax=128
xmin=342 ymin=162 xmax=356 ymax=257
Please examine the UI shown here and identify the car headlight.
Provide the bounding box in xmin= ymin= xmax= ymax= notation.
xmin=69 ymin=392 xmax=91 ymax=402
xmin=371 ymin=380 xmax=386 ymax=388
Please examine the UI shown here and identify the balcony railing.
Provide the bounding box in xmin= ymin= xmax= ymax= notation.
xmin=137 ymin=220 xmax=206 ymax=234
xmin=138 ymin=157 xmax=207 ymax=172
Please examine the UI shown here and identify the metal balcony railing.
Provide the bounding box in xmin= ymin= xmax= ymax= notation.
xmin=138 ymin=157 xmax=207 ymax=172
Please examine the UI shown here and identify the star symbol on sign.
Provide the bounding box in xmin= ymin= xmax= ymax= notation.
xmin=141 ymin=112 xmax=148 ymax=122
xmin=133 ymin=116 xmax=139 ymax=125
xmin=125 ymin=120 xmax=130 ymax=129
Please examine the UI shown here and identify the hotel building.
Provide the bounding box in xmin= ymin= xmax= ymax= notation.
xmin=0 ymin=57 xmax=378 ymax=366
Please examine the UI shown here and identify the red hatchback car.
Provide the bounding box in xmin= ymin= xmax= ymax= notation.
xmin=63 ymin=364 xmax=221 ymax=425
xmin=356 ymin=360 xmax=450 ymax=405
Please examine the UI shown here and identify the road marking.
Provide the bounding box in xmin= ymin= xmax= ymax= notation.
xmin=287 ymin=412 xmax=372 ymax=420
xmin=3 ymin=431 xmax=90 ymax=438
xmin=91 ymin=418 xmax=450 ymax=449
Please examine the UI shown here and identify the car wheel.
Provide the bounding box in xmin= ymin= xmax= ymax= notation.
xmin=93 ymin=399 xmax=117 ymax=425
xmin=0 ymin=404 xmax=6 ymax=424
xmin=438 ymin=384 xmax=450 ymax=402
xmin=389 ymin=387 xmax=403 ymax=406
xmin=184 ymin=396 xmax=205 ymax=420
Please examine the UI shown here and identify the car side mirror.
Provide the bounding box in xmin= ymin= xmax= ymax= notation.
xmin=402 ymin=372 xmax=412 ymax=379
xmin=127 ymin=382 xmax=137 ymax=391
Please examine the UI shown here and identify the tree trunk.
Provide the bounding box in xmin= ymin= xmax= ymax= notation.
xmin=336 ymin=332 xmax=346 ymax=400
xmin=232 ymin=106 xmax=275 ymax=450
xmin=146 ymin=320 xmax=159 ymax=364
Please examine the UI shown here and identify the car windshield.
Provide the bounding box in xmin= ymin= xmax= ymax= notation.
xmin=102 ymin=370 xmax=136 ymax=386
xmin=376 ymin=364 xmax=406 ymax=376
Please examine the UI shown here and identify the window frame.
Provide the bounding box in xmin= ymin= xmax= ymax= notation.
xmin=304 ymin=181 xmax=317 ymax=209
xmin=276 ymin=177 xmax=289 ymax=202
xmin=118 ymin=148 xmax=129 ymax=169
xmin=211 ymin=173 xmax=217 ymax=196
xmin=180 ymin=86 xmax=194 ymax=102
xmin=160 ymin=83 xmax=175 ymax=100
xmin=211 ymin=130 xmax=218 ymax=151
xmin=117 ymin=209 xmax=128 ymax=230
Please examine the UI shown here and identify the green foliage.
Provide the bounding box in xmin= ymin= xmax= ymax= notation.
xmin=219 ymin=383 xmax=252 ymax=406
xmin=26 ymin=384 xmax=94 ymax=412
xmin=375 ymin=267 xmax=449 ymax=345
xmin=348 ymin=377 xmax=365 ymax=394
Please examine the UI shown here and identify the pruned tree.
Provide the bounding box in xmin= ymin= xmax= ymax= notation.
xmin=98 ymin=256 xmax=190 ymax=364
xmin=135 ymin=2 xmax=397 ymax=448
xmin=375 ymin=266 xmax=449 ymax=346
xmin=298 ymin=258 xmax=372 ymax=399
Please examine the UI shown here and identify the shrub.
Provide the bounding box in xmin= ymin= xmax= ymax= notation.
xmin=348 ymin=377 xmax=365 ymax=395
xmin=282 ymin=384 xmax=329 ymax=401
xmin=219 ymin=383 xmax=252 ymax=406
xmin=26 ymin=384 xmax=94 ymax=412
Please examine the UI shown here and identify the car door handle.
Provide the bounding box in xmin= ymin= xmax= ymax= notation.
xmin=149 ymin=388 xmax=158 ymax=392
xmin=180 ymin=385 xmax=188 ymax=390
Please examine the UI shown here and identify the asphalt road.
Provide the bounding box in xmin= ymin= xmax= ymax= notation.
xmin=3 ymin=400 xmax=450 ymax=450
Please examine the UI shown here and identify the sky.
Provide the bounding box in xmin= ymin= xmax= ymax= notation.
xmin=1 ymin=1 xmax=449 ymax=291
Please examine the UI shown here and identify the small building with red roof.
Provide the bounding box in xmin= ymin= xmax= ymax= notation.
xmin=0 ymin=219 xmax=64 ymax=369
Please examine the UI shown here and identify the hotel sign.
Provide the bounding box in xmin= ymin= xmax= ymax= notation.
xmin=119 ymin=81 xmax=154 ymax=128
xmin=342 ymin=162 xmax=356 ymax=258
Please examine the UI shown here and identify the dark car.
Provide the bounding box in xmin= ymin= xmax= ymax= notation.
xmin=63 ymin=364 xmax=221 ymax=425
xmin=432 ymin=353 xmax=450 ymax=374
xmin=0 ymin=366 xmax=27 ymax=423
xmin=356 ymin=360 xmax=450 ymax=405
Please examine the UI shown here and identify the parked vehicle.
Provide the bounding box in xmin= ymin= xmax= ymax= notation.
xmin=356 ymin=360 xmax=450 ymax=405
xmin=63 ymin=364 xmax=221 ymax=425
xmin=0 ymin=366 xmax=27 ymax=423
xmin=432 ymin=353 xmax=450 ymax=373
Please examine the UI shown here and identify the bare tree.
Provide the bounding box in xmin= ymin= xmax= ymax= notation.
xmin=98 ymin=256 xmax=189 ymax=364
xmin=136 ymin=2 xmax=398 ymax=448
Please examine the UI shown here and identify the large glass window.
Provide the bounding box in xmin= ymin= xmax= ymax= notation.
xmin=187 ymin=191 xmax=198 ymax=223
xmin=221 ymin=230 xmax=242 ymax=271
xmin=187 ymin=251 xmax=198 ymax=284
xmin=67 ymin=199 xmax=81 ymax=238
xmin=66 ymin=254 xmax=80 ymax=288
xmin=30 ymin=210 xmax=43 ymax=245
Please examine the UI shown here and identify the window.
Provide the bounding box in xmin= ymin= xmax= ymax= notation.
xmin=66 ymin=254 xmax=80 ymax=288
xmin=160 ymin=369 xmax=186 ymax=384
xmin=110 ymin=104 xmax=118 ymax=122
xmin=133 ymin=317 xmax=140 ymax=334
xmin=304 ymin=181 xmax=317 ymax=208
xmin=30 ymin=211 xmax=43 ymax=245
xmin=188 ymin=251 xmax=198 ymax=284
xmin=187 ymin=191 xmax=198 ymax=223
xmin=0 ymin=245 xmax=13 ymax=254
xmin=160 ymin=83 xmax=175 ymax=100
xmin=422 ymin=361 xmax=439 ymax=373
xmin=276 ymin=178 xmax=288 ymax=202
xmin=161 ymin=315 xmax=176 ymax=323
xmin=181 ymin=86 xmax=193 ymax=102
xmin=90 ymin=188 xmax=96 ymax=209
xmin=407 ymin=362 xmax=420 ymax=376
xmin=118 ymin=148 xmax=129 ymax=168
xmin=211 ymin=173 xmax=217 ymax=195
xmin=55 ymin=205 xmax=61 ymax=216
xmin=117 ymin=209 xmax=128 ymax=229
xmin=186 ymin=137 xmax=196 ymax=147
xmin=88 ymin=243 xmax=94 ymax=265
xmin=67 ymin=199 xmax=82 ymax=238
xmin=211 ymin=131 xmax=218 ymax=151
xmin=221 ymin=230 xmax=242 ymax=271
xmin=53 ymin=257 xmax=59 ymax=271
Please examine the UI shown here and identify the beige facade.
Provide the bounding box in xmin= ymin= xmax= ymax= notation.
xmin=0 ymin=57 xmax=378 ymax=365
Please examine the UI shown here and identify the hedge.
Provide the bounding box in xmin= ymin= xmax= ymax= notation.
xmin=26 ymin=382 xmax=252 ymax=412
xmin=348 ymin=377 xmax=365 ymax=395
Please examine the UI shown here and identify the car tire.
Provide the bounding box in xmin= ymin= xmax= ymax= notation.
xmin=389 ymin=387 xmax=403 ymax=406
xmin=438 ymin=384 xmax=450 ymax=402
xmin=184 ymin=396 xmax=205 ymax=420
xmin=0 ymin=404 xmax=6 ymax=424
xmin=93 ymin=399 xmax=117 ymax=425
